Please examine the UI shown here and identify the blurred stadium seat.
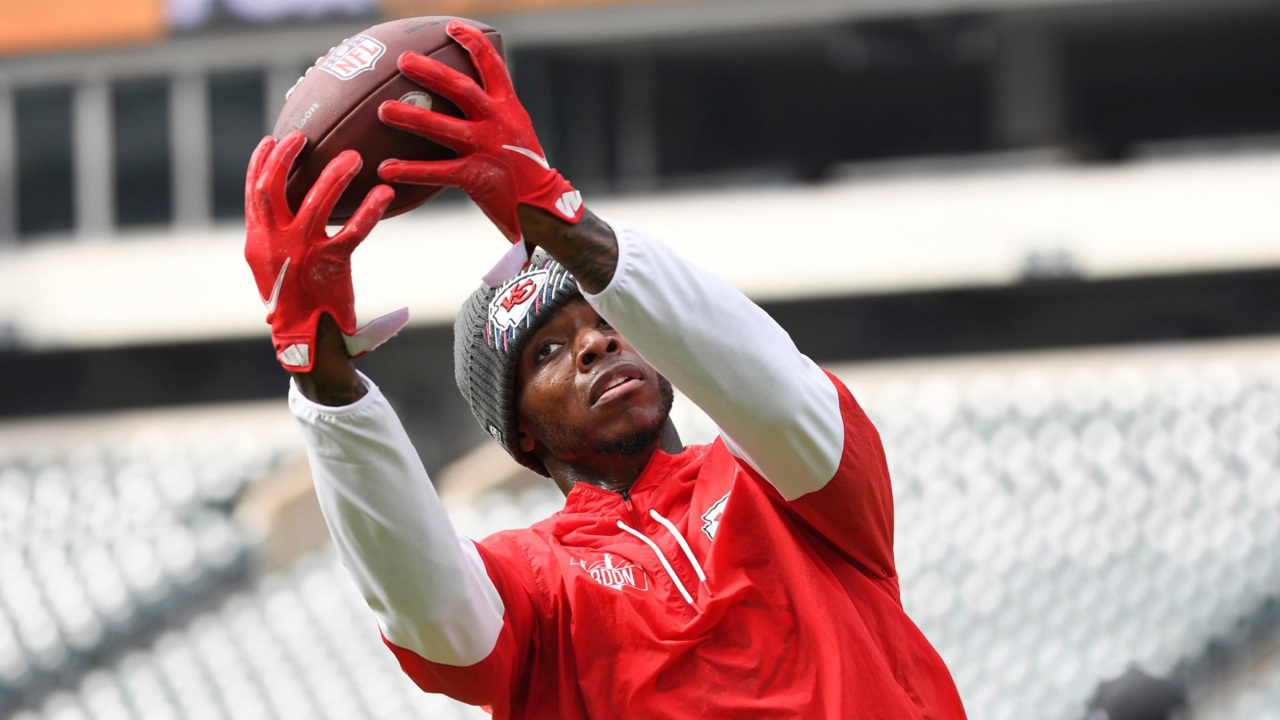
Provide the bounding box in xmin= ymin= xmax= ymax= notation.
xmin=845 ymin=348 xmax=1280 ymax=719
xmin=0 ymin=413 xmax=300 ymax=716
xmin=8 ymin=344 xmax=1280 ymax=719
xmin=9 ymin=554 xmax=489 ymax=720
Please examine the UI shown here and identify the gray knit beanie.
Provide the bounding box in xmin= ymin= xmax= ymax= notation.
xmin=454 ymin=249 xmax=582 ymax=476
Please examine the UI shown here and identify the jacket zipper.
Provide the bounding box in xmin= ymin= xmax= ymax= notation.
xmin=620 ymin=489 xmax=643 ymax=527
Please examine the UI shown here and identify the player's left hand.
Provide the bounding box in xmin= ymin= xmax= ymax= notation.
xmin=376 ymin=19 xmax=584 ymax=284
xmin=244 ymin=131 xmax=407 ymax=373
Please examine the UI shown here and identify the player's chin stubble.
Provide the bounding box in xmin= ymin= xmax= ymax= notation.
xmin=533 ymin=376 xmax=675 ymax=459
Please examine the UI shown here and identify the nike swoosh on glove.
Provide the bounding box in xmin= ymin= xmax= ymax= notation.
xmin=244 ymin=131 xmax=408 ymax=372
xmin=376 ymin=19 xmax=584 ymax=285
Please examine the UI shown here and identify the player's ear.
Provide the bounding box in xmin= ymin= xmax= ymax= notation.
xmin=516 ymin=416 xmax=536 ymax=454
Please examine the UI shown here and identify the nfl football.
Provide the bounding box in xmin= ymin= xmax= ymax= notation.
xmin=272 ymin=17 xmax=504 ymax=222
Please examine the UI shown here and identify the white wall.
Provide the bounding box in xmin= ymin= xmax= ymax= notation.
xmin=2 ymin=150 xmax=1278 ymax=350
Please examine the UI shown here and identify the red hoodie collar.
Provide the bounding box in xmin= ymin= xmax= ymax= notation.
xmin=561 ymin=444 xmax=703 ymax=514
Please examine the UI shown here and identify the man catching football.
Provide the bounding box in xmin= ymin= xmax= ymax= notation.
xmin=244 ymin=19 xmax=966 ymax=719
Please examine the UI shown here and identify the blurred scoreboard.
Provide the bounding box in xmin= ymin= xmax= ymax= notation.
xmin=0 ymin=0 xmax=166 ymax=56
xmin=0 ymin=0 xmax=678 ymax=57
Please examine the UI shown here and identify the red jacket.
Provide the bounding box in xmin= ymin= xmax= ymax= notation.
xmin=388 ymin=373 xmax=967 ymax=719
xmin=291 ymin=224 xmax=966 ymax=719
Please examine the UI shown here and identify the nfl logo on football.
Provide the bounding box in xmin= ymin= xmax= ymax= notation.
xmin=321 ymin=35 xmax=386 ymax=80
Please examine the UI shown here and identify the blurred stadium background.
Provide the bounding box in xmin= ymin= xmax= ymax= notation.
xmin=2 ymin=0 xmax=1280 ymax=718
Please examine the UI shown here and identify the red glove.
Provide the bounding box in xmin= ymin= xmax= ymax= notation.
xmin=376 ymin=19 xmax=583 ymax=284
xmin=244 ymin=131 xmax=407 ymax=372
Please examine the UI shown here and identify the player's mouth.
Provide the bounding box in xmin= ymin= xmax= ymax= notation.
xmin=589 ymin=364 xmax=644 ymax=406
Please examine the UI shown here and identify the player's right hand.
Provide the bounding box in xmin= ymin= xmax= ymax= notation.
xmin=243 ymin=131 xmax=407 ymax=373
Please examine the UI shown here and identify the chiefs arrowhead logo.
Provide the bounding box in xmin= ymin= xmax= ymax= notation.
xmin=701 ymin=492 xmax=730 ymax=540
xmin=499 ymin=278 xmax=537 ymax=312
xmin=487 ymin=268 xmax=551 ymax=340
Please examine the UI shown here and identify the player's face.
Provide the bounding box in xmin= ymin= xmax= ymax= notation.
xmin=514 ymin=298 xmax=673 ymax=465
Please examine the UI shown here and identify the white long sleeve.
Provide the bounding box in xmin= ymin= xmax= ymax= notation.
xmin=289 ymin=373 xmax=504 ymax=666
xmin=582 ymin=223 xmax=845 ymax=500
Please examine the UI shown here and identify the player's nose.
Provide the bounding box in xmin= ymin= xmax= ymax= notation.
xmin=575 ymin=327 xmax=619 ymax=370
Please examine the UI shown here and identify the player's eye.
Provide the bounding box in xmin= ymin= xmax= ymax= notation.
xmin=537 ymin=341 xmax=562 ymax=360
xmin=596 ymin=316 xmax=612 ymax=330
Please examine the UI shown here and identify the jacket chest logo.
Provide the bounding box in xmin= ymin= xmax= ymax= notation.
xmin=701 ymin=492 xmax=730 ymax=540
xmin=571 ymin=553 xmax=649 ymax=593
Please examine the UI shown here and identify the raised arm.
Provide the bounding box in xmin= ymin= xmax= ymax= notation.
xmin=289 ymin=315 xmax=508 ymax=670
xmin=517 ymin=205 xmax=842 ymax=485
xmin=288 ymin=318 xmax=538 ymax=707
xmin=524 ymin=208 xmax=894 ymax=576
xmin=243 ymin=134 xmax=539 ymax=706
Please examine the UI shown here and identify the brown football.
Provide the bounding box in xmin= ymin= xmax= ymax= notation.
xmin=272 ymin=16 xmax=503 ymax=222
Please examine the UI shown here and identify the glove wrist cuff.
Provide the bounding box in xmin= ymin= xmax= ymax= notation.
xmin=269 ymin=305 xmax=410 ymax=372
xmin=271 ymin=330 xmax=319 ymax=372
xmin=519 ymin=172 xmax=583 ymax=227
xmin=269 ymin=306 xmax=342 ymax=372
xmin=482 ymin=175 xmax=584 ymax=285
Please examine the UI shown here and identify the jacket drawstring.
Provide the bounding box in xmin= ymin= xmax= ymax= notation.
xmin=648 ymin=509 xmax=707 ymax=583
xmin=616 ymin=520 xmax=696 ymax=607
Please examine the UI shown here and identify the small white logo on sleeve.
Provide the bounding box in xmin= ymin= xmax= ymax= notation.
xmin=701 ymin=492 xmax=730 ymax=540
xmin=320 ymin=35 xmax=386 ymax=80
xmin=555 ymin=190 xmax=582 ymax=219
